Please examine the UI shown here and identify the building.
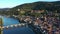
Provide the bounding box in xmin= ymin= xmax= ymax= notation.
xmin=31 ymin=10 xmax=44 ymax=13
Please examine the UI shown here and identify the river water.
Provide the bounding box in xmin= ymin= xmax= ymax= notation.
xmin=0 ymin=16 xmax=35 ymax=34
xmin=3 ymin=16 xmax=19 ymax=26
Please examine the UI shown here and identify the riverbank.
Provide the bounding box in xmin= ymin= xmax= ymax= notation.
xmin=28 ymin=23 xmax=43 ymax=34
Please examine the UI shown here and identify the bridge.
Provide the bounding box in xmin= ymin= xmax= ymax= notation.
xmin=3 ymin=23 xmax=28 ymax=29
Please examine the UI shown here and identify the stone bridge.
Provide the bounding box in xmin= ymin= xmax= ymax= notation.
xmin=0 ymin=23 xmax=28 ymax=29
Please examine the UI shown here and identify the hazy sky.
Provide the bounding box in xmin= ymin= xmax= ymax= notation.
xmin=0 ymin=0 xmax=58 ymax=8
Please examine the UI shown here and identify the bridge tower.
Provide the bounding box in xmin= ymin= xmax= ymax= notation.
xmin=0 ymin=18 xmax=3 ymax=34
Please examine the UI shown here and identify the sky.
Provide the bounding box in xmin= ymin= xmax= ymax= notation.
xmin=0 ymin=0 xmax=58 ymax=8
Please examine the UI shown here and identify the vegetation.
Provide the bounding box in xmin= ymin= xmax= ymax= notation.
xmin=0 ymin=1 xmax=60 ymax=17
xmin=11 ymin=1 xmax=60 ymax=11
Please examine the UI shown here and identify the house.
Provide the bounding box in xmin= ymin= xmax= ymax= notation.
xmin=31 ymin=10 xmax=44 ymax=13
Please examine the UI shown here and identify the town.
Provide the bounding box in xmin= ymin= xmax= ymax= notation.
xmin=0 ymin=0 xmax=60 ymax=34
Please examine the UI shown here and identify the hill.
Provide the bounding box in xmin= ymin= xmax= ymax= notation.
xmin=11 ymin=1 xmax=60 ymax=11
xmin=0 ymin=1 xmax=60 ymax=16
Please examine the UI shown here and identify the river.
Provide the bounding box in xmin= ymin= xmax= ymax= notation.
xmin=3 ymin=16 xmax=19 ymax=26
xmin=0 ymin=16 xmax=35 ymax=34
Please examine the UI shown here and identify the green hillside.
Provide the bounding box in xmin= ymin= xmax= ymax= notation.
xmin=11 ymin=1 xmax=60 ymax=11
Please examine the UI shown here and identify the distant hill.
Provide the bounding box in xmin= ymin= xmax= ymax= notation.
xmin=0 ymin=8 xmax=10 ymax=11
xmin=11 ymin=1 xmax=60 ymax=11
